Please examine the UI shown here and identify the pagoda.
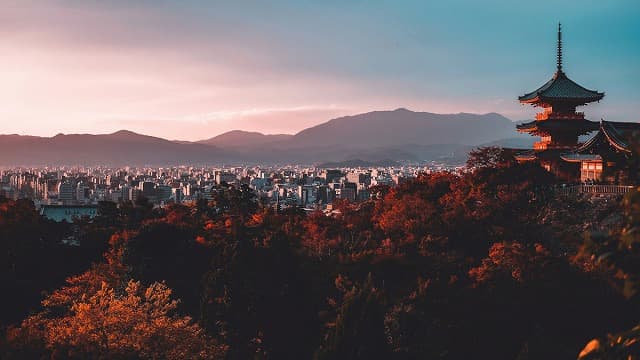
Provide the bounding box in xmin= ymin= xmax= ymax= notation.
xmin=516 ymin=23 xmax=604 ymax=179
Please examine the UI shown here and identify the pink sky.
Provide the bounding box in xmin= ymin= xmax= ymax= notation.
xmin=3 ymin=2 xmax=634 ymax=141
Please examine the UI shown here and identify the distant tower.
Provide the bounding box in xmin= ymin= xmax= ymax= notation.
xmin=516 ymin=24 xmax=604 ymax=178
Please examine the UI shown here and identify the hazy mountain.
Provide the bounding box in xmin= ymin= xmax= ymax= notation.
xmin=198 ymin=109 xmax=518 ymax=150
xmin=0 ymin=109 xmax=532 ymax=166
xmin=284 ymin=108 xmax=516 ymax=148
xmin=191 ymin=109 xmax=526 ymax=164
xmin=199 ymin=130 xmax=293 ymax=148
xmin=0 ymin=130 xmax=230 ymax=166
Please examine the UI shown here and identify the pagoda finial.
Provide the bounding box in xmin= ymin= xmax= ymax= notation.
xmin=557 ymin=22 xmax=563 ymax=72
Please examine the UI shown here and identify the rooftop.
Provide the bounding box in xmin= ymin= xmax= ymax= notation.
xmin=519 ymin=71 xmax=604 ymax=105
xmin=575 ymin=121 xmax=640 ymax=155
xmin=516 ymin=118 xmax=600 ymax=134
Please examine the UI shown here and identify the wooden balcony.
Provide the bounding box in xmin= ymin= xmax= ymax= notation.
xmin=534 ymin=141 xmax=548 ymax=150
xmin=535 ymin=112 xmax=585 ymax=121
xmin=534 ymin=141 xmax=573 ymax=150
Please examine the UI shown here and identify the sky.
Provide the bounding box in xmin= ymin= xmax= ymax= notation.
xmin=1 ymin=0 xmax=639 ymax=141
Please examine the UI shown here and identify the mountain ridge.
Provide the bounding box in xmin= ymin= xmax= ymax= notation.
xmin=198 ymin=130 xmax=293 ymax=147
xmin=0 ymin=130 xmax=230 ymax=166
xmin=0 ymin=109 xmax=533 ymax=165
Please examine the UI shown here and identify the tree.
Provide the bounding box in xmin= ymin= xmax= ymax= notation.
xmin=373 ymin=173 xmax=455 ymax=255
xmin=315 ymin=274 xmax=391 ymax=359
xmin=200 ymin=227 xmax=320 ymax=359
xmin=6 ymin=281 xmax=226 ymax=359
xmin=467 ymin=146 xmax=516 ymax=169
xmin=0 ymin=197 xmax=82 ymax=327
xmin=575 ymin=190 xmax=640 ymax=359
xmin=468 ymin=242 xmax=544 ymax=284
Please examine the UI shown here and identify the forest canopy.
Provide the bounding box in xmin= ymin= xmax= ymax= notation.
xmin=2 ymin=150 xmax=639 ymax=359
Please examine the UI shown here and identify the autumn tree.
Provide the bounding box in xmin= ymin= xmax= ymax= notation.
xmin=6 ymin=280 xmax=225 ymax=359
xmin=373 ymin=173 xmax=455 ymax=254
xmin=301 ymin=210 xmax=347 ymax=259
xmin=440 ymin=159 xmax=555 ymax=256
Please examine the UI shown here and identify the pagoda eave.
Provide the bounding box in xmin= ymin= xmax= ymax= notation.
xmin=518 ymin=96 xmax=604 ymax=107
xmin=516 ymin=119 xmax=600 ymax=136
xmin=517 ymin=119 xmax=599 ymax=129
xmin=514 ymin=149 xmax=572 ymax=162
xmin=518 ymin=69 xmax=605 ymax=105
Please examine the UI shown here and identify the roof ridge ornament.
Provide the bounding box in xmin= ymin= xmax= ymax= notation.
xmin=557 ymin=22 xmax=563 ymax=72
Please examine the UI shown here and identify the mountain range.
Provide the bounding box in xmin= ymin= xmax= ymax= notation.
xmin=0 ymin=109 xmax=533 ymax=166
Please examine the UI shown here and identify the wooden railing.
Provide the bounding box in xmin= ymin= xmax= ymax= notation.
xmin=556 ymin=185 xmax=637 ymax=196
xmin=535 ymin=112 xmax=585 ymax=121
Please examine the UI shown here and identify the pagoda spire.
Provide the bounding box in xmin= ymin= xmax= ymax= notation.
xmin=557 ymin=22 xmax=563 ymax=72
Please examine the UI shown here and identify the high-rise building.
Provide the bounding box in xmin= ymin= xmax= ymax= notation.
xmin=140 ymin=181 xmax=155 ymax=197
xmin=215 ymin=172 xmax=237 ymax=185
xmin=156 ymin=185 xmax=172 ymax=201
xmin=76 ymin=183 xmax=87 ymax=202
xmin=58 ymin=182 xmax=74 ymax=204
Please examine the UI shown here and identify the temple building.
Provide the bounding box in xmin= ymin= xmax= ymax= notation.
xmin=515 ymin=24 xmax=639 ymax=183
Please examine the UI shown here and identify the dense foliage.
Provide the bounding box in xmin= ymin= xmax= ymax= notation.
xmin=2 ymin=148 xmax=640 ymax=359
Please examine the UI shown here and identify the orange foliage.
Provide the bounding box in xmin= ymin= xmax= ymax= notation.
xmin=469 ymin=242 xmax=550 ymax=284
xmin=302 ymin=211 xmax=344 ymax=259
xmin=8 ymin=281 xmax=226 ymax=359
xmin=163 ymin=204 xmax=191 ymax=226
xmin=375 ymin=193 xmax=436 ymax=246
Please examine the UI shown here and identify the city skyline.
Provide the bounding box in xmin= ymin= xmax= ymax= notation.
xmin=1 ymin=1 xmax=639 ymax=140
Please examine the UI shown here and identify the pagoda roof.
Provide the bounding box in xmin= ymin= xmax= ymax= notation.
xmin=519 ymin=24 xmax=604 ymax=105
xmin=513 ymin=149 xmax=536 ymax=161
xmin=575 ymin=120 xmax=640 ymax=155
xmin=516 ymin=118 xmax=600 ymax=134
xmin=519 ymin=70 xmax=604 ymax=104
xmin=560 ymin=153 xmax=602 ymax=162
xmin=514 ymin=148 xmax=569 ymax=161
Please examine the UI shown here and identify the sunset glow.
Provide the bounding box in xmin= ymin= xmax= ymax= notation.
xmin=1 ymin=1 xmax=638 ymax=140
